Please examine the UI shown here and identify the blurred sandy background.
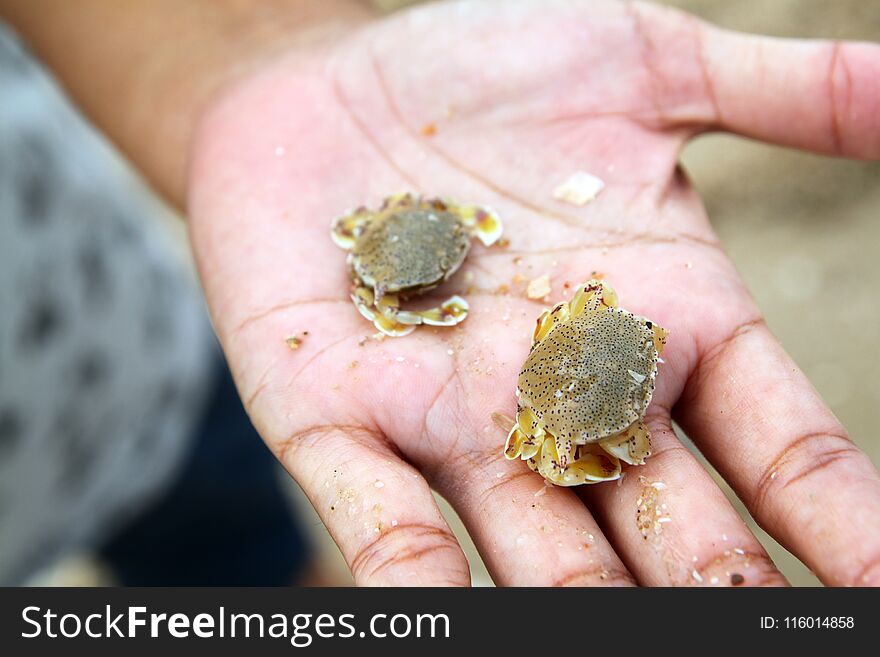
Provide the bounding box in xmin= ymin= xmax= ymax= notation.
xmin=284 ymin=0 xmax=878 ymax=587
xmin=32 ymin=0 xmax=878 ymax=587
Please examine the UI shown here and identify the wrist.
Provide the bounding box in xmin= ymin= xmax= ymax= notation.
xmin=0 ymin=0 xmax=377 ymax=210
xmin=147 ymin=0 xmax=378 ymax=209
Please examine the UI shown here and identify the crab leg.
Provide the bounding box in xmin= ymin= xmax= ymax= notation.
xmin=350 ymin=286 xmax=416 ymax=337
xmin=380 ymin=192 xmax=416 ymax=211
xmin=330 ymin=206 xmax=373 ymax=249
xmin=504 ymin=426 xmax=530 ymax=459
xmin=531 ymin=433 xmax=621 ymax=486
xmin=505 ymin=405 xmax=622 ymax=485
xmin=649 ymin=322 xmax=669 ymax=354
xmin=395 ymin=295 xmax=469 ymax=327
xmin=503 ymin=406 xmax=544 ymax=460
xmin=534 ymin=302 xmax=570 ymax=342
xmin=530 ymin=279 xmax=618 ymax=343
xmin=454 ymin=203 xmax=504 ymax=246
xmin=350 ymin=283 xmax=470 ymax=336
xmin=505 ymin=406 xmax=621 ymax=485
xmin=569 ymin=278 xmax=618 ymax=315
xmin=598 ymin=420 xmax=652 ymax=466
xmin=504 ymin=424 xmax=542 ymax=461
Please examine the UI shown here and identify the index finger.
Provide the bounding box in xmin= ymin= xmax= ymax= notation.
xmin=699 ymin=22 xmax=880 ymax=158
xmin=630 ymin=1 xmax=880 ymax=158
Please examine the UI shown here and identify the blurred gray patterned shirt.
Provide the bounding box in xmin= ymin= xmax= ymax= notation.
xmin=0 ymin=26 xmax=214 ymax=583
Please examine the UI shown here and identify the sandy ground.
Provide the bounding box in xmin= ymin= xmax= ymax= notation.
xmin=285 ymin=0 xmax=879 ymax=588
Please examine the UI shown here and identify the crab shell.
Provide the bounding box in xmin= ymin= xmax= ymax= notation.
xmin=352 ymin=201 xmax=470 ymax=298
xmin=504 ymin=279 xmax=668 ymax=486
xmin=331 ymin=194 xmax=502 ymax=336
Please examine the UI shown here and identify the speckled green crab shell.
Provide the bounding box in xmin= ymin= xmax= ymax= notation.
xmin=503 ymin=279 xmax=668 ymax=486
xmin=517 ymin=304 xmax=660 ymax=444
xmin=330 ymin=194 xmax=503 ymax=336
xmin=351 ymin=203 xmax=472 ymax=298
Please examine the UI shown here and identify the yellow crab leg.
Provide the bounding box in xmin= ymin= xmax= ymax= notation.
xmin=650 ymin=323 xmax=669 ymax=354
xmin=453 ymin=203 xmax=503 ymax=246
xmin=399 ymin=295 xmax=469 ymax=327
xmin=380 ymin=192 xmax=416 ymax=211
xmin=516 ymin=406 xmax=540 ymax=435
xmin=534 ymin=437 xmax=621 ymax=486
xmin=330 ymin=206 xmax=372 ymax=250
xmin=568 ymin=444 xmax=622 ymax=484
xmin=504 ymin=426 xmax=529 ymax=460
xmin=350 ymin=285 xmax=415 ymax=337
xmin=569 ymin=278 xmax=619 ymax=316
xmin=598 ymin=420 xmax=652 ymax=466
xmin=370 ymin=292 xmax=470 ymax=329
xmin=358 ymin=285 xmax=470 ymax=336
xmin=351 ymin=286 xmax=377 ymax=321
xmin=372 ymin=312 xmax=416 ymax=337
xmin=504 ymin=426 xmax=543 ymax=461
xmin=504 ymin=407 xmax=545 ymax=461
xmin=534 ymin=302 xmax=570 ymax=342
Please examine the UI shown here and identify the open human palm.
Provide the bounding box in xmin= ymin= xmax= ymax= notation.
xmin=187 ymin=0 xmax=880 ymax=586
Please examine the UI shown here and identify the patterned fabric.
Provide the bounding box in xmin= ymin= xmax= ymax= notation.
xmin=0 ymin=25 xmax=215 ymax=584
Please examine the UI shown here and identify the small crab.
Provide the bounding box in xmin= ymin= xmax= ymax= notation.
xmin=504 ymin=279 xmax=668 ymax=486
xmin=331 ymin=193 xmax=502 ymax=336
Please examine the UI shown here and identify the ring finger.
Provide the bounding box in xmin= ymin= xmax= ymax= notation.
xmin=580 ymin=410 xmax=789 ymax=587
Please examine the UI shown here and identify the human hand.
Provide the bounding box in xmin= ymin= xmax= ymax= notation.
xmin=187 ymin=0 xmax=880 ymax=586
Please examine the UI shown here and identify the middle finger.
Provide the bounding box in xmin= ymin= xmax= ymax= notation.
xmin=432 ymin=445 xmax=637 ymax=587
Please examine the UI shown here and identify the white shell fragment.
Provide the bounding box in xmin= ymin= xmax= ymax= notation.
xmin=628 ymin=369 xmax=647 ymax=384
xmin=526 ymin=274 xmax=552 ymax=300
xmin=552 ymin=171 xmax=605 ymax=206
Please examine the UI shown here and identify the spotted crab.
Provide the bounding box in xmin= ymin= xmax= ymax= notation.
xmin=504 ymin=279 xmax=668 ymax=486
xmin=331 ymin=193 xmax=502 ymax=336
